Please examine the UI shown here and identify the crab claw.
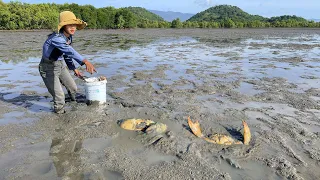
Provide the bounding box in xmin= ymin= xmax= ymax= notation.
xmin=242 ymin=120 xmax=251 ymax=145
xmin=187 ymin=116 xmax=204 ymax=138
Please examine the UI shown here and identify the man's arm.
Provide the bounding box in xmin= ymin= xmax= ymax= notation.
xmin=63 ymin=55 xmax=77 ymax=70
xmin=52 ymin=37 xmax=85 ymax=70
xmin=52 ymin=37 xmax=96 ymax=74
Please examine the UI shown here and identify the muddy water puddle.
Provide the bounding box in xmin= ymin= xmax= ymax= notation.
xmin=1 ymin=29 xmax=320 ymax=179
xmin=0 ymin=111 xmax=37 ymax=125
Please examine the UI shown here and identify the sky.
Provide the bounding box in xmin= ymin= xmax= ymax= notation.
xmin=3 ymin=0 xmax=320 ymax=19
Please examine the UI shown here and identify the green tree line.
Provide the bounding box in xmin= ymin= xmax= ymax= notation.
xmin=173 ymin=17 xmax=320 ymax=28
xmin=0 ymin=1 xmax=319 ymax=30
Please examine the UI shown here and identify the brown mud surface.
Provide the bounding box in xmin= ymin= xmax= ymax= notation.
xmin=0 ymin=29 xmax=320 ymax=180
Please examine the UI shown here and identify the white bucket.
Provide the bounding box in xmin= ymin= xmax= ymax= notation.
xmin=84 ymin=77 xmax=107 ymax=104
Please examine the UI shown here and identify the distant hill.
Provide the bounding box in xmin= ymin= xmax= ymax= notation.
xmin=269 ymin=15 xmax=308 ymax=23
xmin=149 ymin=10 xmax=194 ymax=22
xmin=187 ymin=5 xmax=266 ymax=22
xmin=309 ymin=19 xmax=320 ymax=22
xmin=124 ymin=7 xmax=164 ymax=21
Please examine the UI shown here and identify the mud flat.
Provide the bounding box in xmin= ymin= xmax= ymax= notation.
xmin=0 ymin=28 xmax=320 ymax=179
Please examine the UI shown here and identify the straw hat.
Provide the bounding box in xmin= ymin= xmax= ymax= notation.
xmin=57 ymin=11 xmax=87 ymax=32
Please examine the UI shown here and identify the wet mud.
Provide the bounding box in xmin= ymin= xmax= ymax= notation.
xmin=0 ymin=29 xmax=320 ymax=179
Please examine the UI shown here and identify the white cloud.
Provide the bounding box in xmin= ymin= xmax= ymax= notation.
xmin=194 ymin=0 xmax=217 ymax=7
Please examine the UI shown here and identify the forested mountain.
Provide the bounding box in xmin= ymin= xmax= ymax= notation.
xmin=125 ymin=7 xmax=164 ymax=21
xmin=186 ymin=5 xmax=317 ymax=28
xmin=149 ymin=10 xmax=194 ymax=21
xmin=124 ymin=7 xmax=169 ymax=28
xmin=188 ymin=5 xmax=266 ymax=22
xmin=269 ymin=15 xmax=307 ymax=23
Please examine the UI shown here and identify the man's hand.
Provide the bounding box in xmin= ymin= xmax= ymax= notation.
xmin=82 ymin=59 xmax=97 ymax=74
xmin=74 ymin=69 xmax=83 ymax=78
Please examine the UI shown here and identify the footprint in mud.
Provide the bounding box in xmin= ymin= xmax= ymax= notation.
xmin=262 ymin=156 xmax=304 ymax=180
xmin=220 ymin=155 xmax=242 ymax=169
xmin=87 ymin=170 xmax=125 ymax=180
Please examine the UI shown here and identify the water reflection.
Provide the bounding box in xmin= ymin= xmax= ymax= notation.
xmin=0 ymin=92 xmax=52 ymax=113
xmin=49 ymin=137 xmax=84 ymax=179
xmin=49 ymin=131 xmax=128 ymax=179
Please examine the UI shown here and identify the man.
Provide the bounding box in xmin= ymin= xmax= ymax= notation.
xmin=39 ymin=11 xmax=96 ymax=114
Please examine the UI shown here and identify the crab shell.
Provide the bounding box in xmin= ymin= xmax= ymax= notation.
xmin=145 ymin=123 xmax=168 ymax=134
xmin=204 ymin=134 xmax=242 ymax=145
xmin=187 ymin=116 xmax=251 ymax=145
xmin=119 ymin=119 xmax=155 ymax=131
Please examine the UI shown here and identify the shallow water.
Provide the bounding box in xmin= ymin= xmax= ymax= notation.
xmin=1 ymin=31 xmax=319 ymax=99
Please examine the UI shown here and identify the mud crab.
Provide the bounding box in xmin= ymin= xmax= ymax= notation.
xmin=187 ymin=116 xmax=251 ymax=145
xmin=119 ymin=118 xmax=167 ymax=134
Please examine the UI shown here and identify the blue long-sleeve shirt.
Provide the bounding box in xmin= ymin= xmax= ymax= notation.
xmin=42 ymin=32 xmax=85 ymax=70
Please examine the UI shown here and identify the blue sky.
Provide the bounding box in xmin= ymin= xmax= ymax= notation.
xmin=4 ymin=0 xmax=320 ymax=19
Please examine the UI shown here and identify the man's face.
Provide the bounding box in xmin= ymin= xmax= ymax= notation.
xmin=64 ymin=24 xmax=77 ymax=35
